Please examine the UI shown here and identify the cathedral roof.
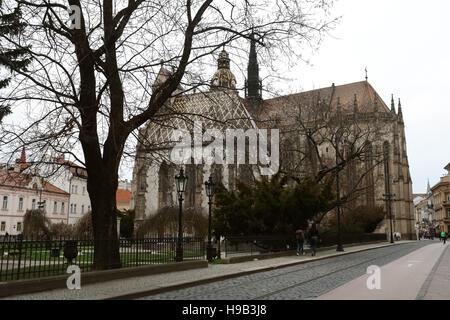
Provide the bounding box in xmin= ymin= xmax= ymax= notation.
xmin=143 ymin=90 xmax=254 ymax=150
xmin=248 ymin=81 xmax=391 ymax=127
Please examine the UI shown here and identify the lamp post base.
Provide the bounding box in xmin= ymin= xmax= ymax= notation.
xmin=336 ymin=244 xmax=344 ymax=252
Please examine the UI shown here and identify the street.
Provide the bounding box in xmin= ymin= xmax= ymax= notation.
xmin=139 ymin=241 xmax=448 ymax=300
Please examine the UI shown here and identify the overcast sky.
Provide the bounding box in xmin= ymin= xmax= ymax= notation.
xmin=4 ymin=0 xmax=449 ymax=194
xmin=287 ymin=0 xmax=450 ymax=194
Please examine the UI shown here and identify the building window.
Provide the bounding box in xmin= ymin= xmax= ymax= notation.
xmin=16 ymin=222 xmax=22 ymax=232
xmin=88 ymin=205 xmax=91 ymax=212
xmin=0 ymin=221 xmax=5 ymax=231
xmin=81 ymin=205 xmax=84 ymax=214
xmin=54 ymin=201 xmax=57 ymax=214
xmin=32 ymin=199 xmax=36 ymax=210
xmin=61 ymin=202 xmax=65 ymax=214
xmin=73 ymin=204 xmax=77 ymax=213
xmin=42 ymin=200 xmax=46 ymax=211
xmin=82 ymin=187 xmax=86 ymax=195
xmin=18 ymin=198 xmax=24 ymax=211
xmin=2 ymin=196 xmax=7 ymax=210
xmin=70 ymin=204 xmax=73 ymax=213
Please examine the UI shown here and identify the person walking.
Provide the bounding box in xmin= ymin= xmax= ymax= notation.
xmin=441 ymin=231 xmax=447 ymax=245
xmin=308 ymin=223 xmax=320 ymax=256
xmin=295 ymin=229 xmax=305 ymax=256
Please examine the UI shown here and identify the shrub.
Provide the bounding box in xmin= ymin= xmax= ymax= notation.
xmin=119 ymin=209 xmax=135 ymax=238
xmin=135 ymin=206 xmax=208 ymax=237
xmin=72 ymin=211 xmax=93 ymax=238
xmin=22 ymin=209 xmax=52 ymax=238
xmin=49 ymin=222 xmax=74 ymax=238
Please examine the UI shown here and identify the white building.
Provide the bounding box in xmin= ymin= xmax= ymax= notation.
xmin=40 ymin=157 xmax=91 ymax=225
xmin=0 ymin=168 xmax=69 ymax=235
xmin=16 ymin=152 xmax=92 ymax=225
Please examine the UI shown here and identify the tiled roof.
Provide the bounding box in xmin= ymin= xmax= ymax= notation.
xmin=54 ymin=158 xmax=88 ymax=178
xmin=116 ymin=189 xmax=131 ymax=203
xmin=0 ymin=169 xmax=69 ymax=195
xmin=253 ymin=81 xmax=390 ymax=127
xmin=144 ymin=89 xmax=255 ymax=149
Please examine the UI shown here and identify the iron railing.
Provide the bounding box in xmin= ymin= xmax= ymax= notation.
xmin=0 ymin=235 xmax=205 ymax=282
xmin=224 ymin=235 xmax=296 ymax=257
xmin=223 ymin=233 xmax=387 ymax=257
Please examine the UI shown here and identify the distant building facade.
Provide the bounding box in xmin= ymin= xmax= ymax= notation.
xmin=116 ymin=189 xmax=131 ymax=212
xmin=0 ymin=169 xmax=69 ymax=235
xmin=431 ymin=163 xmax=450 ymax=233
xmin=16 ymin=152 xmax=91 ymax=225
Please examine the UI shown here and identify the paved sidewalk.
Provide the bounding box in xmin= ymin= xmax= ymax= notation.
xmin=421 ymin=244 xmax=450 ymax=300
xmin=317 ymin=242 xmax=446 ymax=300
xmin=3 ymin=241 xmax=412 ymax=300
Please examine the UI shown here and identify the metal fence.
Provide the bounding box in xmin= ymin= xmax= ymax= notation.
xmin=223 ymin=233 xmax=387 ymax=257
xmin=224 ymin=235 xmax=296 ymax=257
xmin=0 ymin=235 xmax=206 ymax=282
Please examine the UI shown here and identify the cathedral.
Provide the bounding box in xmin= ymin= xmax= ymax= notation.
xmin=131 ymin=36 xmax=415 ymax=240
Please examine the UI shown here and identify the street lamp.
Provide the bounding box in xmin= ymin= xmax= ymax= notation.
xmin=335 ymin=130 xmax=347 ymax=252
xmin=175 ymin=167 xmax=188 ymax=262
xmin=204 ymin=176 xmax=215 ymax=262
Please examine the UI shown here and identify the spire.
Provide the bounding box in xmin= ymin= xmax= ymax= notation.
xmin=398 ymin=98 xmax=403 ymax=122
xmin=365 ymin=67 xmax=368 ymax=82
xmin=246 ymin=32 xmax=262 ymax=107
xmin=210 ymin=46 xmax=236 ymax=90
xmin=427 ymin=179 xmax=431 ymax=194
xmin=20 ymin=146 xmax=26 ymax=163
xmin=390 ymin=94 xmax=396 ymax=114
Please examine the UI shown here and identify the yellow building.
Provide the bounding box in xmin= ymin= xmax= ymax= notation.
xmin=431 ymin=163 xmax=450 ymax=233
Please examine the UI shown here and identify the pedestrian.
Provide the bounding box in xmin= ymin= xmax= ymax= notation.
xmin=441 ymin=231 xmax=447 ymax=245
xmin=307 ymin=223 xmax=320 ymax=257
xmin=295 ymin=229 xmax=305 ymax=256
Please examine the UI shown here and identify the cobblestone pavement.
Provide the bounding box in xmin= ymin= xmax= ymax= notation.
xmin=139 ymin=241 xmax=436 ymax=300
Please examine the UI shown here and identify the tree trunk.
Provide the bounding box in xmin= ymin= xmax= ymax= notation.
xmin=87 ymin=164 xmax=121 ymax=270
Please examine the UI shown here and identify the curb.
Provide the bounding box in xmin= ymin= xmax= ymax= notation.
xmin=220 ymin=240 xmax=388 ymax=264
xmin=106 ymin=241 xmax=411 ymax=300
xmin=0 ymin=260 xmax=208 ymax=298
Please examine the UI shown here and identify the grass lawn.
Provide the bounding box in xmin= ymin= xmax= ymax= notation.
xmin=1 ymin=249 xmax=205 ymax=282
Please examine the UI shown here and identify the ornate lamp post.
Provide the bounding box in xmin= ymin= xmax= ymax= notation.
xmin=175 ymin=168 xmax=188 ymax=262
xmin=204 ymin=176 xmax=215 ymax=262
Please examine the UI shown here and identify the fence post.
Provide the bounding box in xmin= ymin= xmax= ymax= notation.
xmin=135 ymin=238 xmax=139 ymax=267
xmin=224 ymin=238 xmax=227 ymax=258
xmin=16 ymin=234 xmax=23 ymax=281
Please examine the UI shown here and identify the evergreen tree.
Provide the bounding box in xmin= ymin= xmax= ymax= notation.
xmin=0 ymin=1 xmax=31 ymax=122
xmin=213 ymin=175 xmax=334 ymax=237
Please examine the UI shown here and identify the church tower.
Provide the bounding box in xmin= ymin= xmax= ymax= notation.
xmin=245 ymin=33 xmax=262 ymax=107
xmin=210 ymin=47 xmax=236 ymax=90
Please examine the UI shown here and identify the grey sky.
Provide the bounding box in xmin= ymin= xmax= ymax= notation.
xmin=4 ymin=0 xmax=448 ymax=194
xmin=287 ymin=0 xmax=450 ymax=194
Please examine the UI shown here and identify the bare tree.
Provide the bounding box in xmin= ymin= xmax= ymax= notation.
xmin=0 ymin=0 xmax=337 ymax=269
xmin=258 ymin=92 xmax=386 ymax=224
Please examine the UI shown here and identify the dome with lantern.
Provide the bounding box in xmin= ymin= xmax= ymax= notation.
xmin=210 ymin=48 xmax=236 ymax=90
